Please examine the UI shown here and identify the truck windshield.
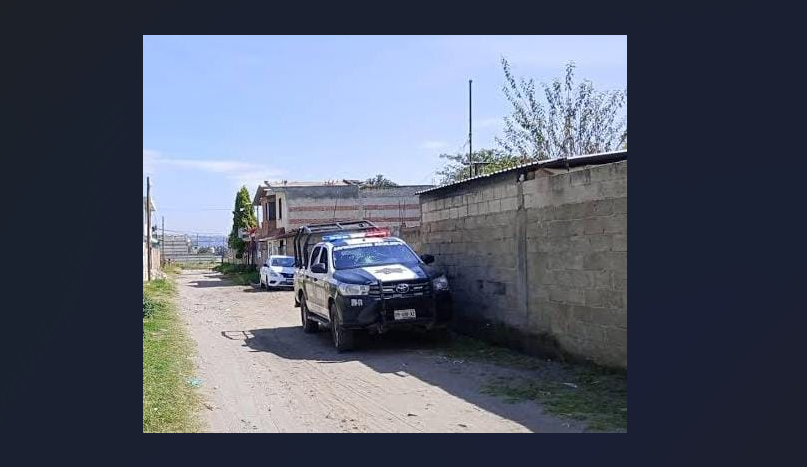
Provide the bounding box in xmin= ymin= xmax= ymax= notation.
xmin=271 ymin=257 xmax=295 ymax=267
xmin=333 ymin=242 xmax=420 ymax=270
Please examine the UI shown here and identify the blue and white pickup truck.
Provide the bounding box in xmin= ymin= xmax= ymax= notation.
xmin=293 ymin=221 xmax=453 ymax=351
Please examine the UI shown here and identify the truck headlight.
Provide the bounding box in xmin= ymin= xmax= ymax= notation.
xmin=338 ymin=283 xmax=370 ymax=296
xmin=269 ymin=271 xmax=280 ymax=277
xmin=432 ymin=275 xmax=449 ymax=291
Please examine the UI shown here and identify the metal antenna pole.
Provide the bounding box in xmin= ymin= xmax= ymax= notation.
xmin=469 ymin=79 xmax=473 ymax=177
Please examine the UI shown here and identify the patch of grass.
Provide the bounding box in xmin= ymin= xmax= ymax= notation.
xmin=143 ymin=278 xmax=201 ymax=433
xmin=442 ymin=335 xmax=544 ymax=370
xmin=162 ymin=263 xmax=182 ymax=275
xmin=212 ymin=263 xmax=259 ymax=285
xmin=442 ymin=335 xmax=627 ymax=432
xmin=483 ymin=368 xmax=627 ymax=432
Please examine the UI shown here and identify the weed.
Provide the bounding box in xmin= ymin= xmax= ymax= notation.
xmin=143 ymin=278 xmax=201 ymax=432
xmin=443 ymin=335 xmax=627 ymax=431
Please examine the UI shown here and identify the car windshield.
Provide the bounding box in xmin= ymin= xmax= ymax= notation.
xmin=333 ymin=242 xmax=420 ymax=270
xmin=270 ymin=257 xmax=295 ymax=267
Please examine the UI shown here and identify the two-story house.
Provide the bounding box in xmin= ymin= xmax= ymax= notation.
xmin=252 ymin=179 xmax=433 ymax=261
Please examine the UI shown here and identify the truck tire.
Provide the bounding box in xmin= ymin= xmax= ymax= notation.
xmin=300 ymin=296 xmax=318 ymax=333
xmin=329 ymin=302 xmax=354 ymax=352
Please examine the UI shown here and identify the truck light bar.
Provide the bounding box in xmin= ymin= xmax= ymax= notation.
xmin=322 ymin=227 xmax=390 ymax=242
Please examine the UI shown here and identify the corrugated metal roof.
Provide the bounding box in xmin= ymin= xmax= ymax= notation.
xmin=416 ymin=150 xmax=627 ymax=195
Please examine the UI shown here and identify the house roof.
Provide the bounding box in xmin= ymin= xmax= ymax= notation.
xmin=265 ymin=180 xmax=351 ymax=188
xmin=253 ymin=185 xmax=268 ymax=206
xmin=416 ymin=149 xmax=627 ymax=195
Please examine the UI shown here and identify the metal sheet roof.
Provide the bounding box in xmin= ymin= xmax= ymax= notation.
xmin=416 ymin=150 xmax=627 ymax=195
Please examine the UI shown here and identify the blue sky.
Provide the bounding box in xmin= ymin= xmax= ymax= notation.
xmin=144 ymin=35 xmax=627 ymax=234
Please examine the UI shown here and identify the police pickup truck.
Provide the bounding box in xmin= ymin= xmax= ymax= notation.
xmin=293 ymin=221 xmax=452 ymax=351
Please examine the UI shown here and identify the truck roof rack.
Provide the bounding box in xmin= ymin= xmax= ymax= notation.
xmin=293 ymin=220 xmax=379 ymax=268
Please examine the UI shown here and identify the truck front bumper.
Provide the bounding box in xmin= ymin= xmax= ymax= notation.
xmin=335 ymin=291 xmax=453 ymax=332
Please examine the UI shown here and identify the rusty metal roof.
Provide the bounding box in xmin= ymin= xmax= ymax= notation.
xmin=416 ymin=150 xmax=627 ymax=195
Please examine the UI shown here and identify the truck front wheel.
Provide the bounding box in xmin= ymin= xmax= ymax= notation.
xmin=300 ymin=296 xmax=318 ymax=333
xmin=329 ymin=302 xmax=355 ymax=352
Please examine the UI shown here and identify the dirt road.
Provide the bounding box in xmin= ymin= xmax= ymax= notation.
xmin=177 ymin=269 xmax=584 ymax=433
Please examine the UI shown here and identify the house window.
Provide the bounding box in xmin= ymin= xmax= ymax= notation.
xmin=267 ymin=199 xmax=276 ymax=220
xmin=278 ymin=198 xmax=283 ymax=220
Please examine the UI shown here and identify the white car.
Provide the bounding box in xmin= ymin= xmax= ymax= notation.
xmin=260 ymin=255 xmax=296 ymax=289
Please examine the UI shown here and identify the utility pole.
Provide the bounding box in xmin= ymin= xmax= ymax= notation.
xmin=161 ymin=216 xmax=165 ymax=265
xmin=146 ymin=177 xmax=152 ymax=281
xmin=468 ymin=79 xmax=473 ymax=177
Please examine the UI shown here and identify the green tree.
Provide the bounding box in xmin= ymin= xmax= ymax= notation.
xmin=227 ymin=186 xmax=257 ymax=259
xmin=364 ymin=174 xmax=399 ymax=187
xmin=497 ymin=59 xmax=627 ymax=161
xmin=435 ymin=149 xmax=520 ymax=185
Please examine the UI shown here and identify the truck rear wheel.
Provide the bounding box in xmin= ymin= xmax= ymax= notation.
xmin=300 ymin=296 xmax=318 ymax=333
xmin=329 ymin=302 xmax=354 ymax=352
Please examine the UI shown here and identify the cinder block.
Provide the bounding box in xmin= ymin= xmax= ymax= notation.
xmin=505 ymin=183 xmax=518 ymax=199
xmin=587 ymin=234 xmax=612 ymax=252
xmin=522 ymin=178 xmax=539 ymax=195
xmin=571 ymin=305 xmax=625 ymax=327
xmin=583 ymin=251 xmax=626 ymax=271
xmin=585 ymin=289 xmax=624 ymax=309
xmin=488 ymin=199 xmax=502 ymax=213
xmin=602 ymin=214 xmax=627 ymax=234
xmin=612 ymin=197 xmax=627 ymax=214
xmin=553 ymin=202 xmax=586 ymax=220
xmin=569 ymin=169 xmax=593 ymax=187
xmin=583 ymin=218 xmax=605 ymax=235
xmin=593 ymin=271 xmax=611 ymax=289
xmin=522 ymin=193 xmax=536 ymax=209
xmin=526 ymin=222 xmax=548 ymax=240
xmin=612 ymin=234 xmax=627 ymax=251
xmin=501 ymin=196 xmax=517 ymax=212
xmin=584 ymin=199 xmax=614 ymax=217
xmin=548 ymin=286 xmax=585 ymax=305
xmin=569 ymin=235 xmax=589 ymax=251
xmin=566 ymin=320 xmax=606 ymax=343
xmin=599 ymin=179 xmax=628 ymax=198
xmin=612 ymin=270 xmax=627 ymax=291
xmin=548 ymin=252 xmax=585 ymax=270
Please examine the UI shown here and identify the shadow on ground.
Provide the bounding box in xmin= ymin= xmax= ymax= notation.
xmin=225 ymin=325 xmax=587 ymax=433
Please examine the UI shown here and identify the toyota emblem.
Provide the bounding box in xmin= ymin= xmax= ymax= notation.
xmin=395 ymin=284 xmax=409 ymax=293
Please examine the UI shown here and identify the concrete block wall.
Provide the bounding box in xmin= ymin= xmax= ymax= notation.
xmin=419 ymin=160 xmax=627 ymax=368
xmin=143 ymin=242 xmax=162 ymax=281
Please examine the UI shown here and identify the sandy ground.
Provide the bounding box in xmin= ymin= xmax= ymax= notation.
xmin=177 ymin=269 xmax=584 ymax=433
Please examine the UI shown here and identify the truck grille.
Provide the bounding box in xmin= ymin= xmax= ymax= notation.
xmin=281 ymin=272 xmax=294 ymax=278
xmin=369 ymin=281 xmax=431 ymax=298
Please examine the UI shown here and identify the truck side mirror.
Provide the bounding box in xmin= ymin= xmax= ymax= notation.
xmin=311 ymin=263 xmax=327 ymax=274
xmin=420 ymin=254 xmax=435 ymax=264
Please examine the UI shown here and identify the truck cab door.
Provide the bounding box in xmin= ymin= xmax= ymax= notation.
xmin=306 ymin=246 xmax=327 ymax=316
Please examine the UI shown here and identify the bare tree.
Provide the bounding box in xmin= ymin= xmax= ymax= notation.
xmin=497 ymin=59 xmax=627 ymax=161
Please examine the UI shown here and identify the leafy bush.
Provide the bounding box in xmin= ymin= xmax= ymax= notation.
xmin=213 ymin=263 xmax=256 ymax=274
